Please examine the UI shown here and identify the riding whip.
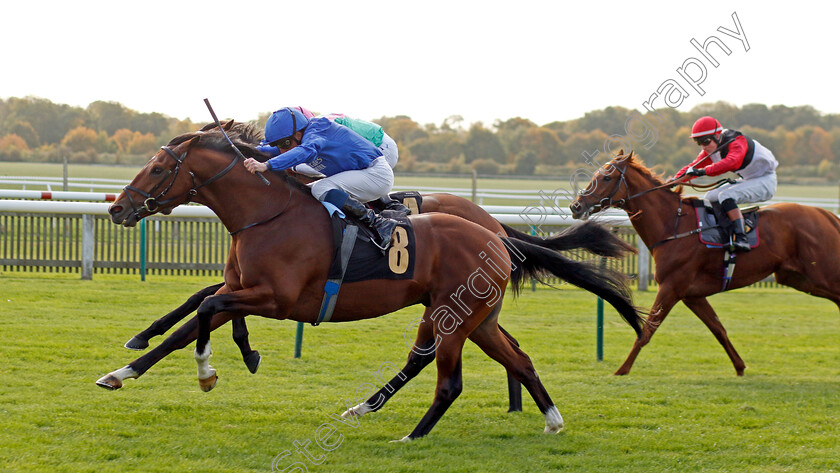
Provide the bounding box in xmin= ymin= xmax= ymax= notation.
xmin=203 ymin=98 xmax=270 ymax=186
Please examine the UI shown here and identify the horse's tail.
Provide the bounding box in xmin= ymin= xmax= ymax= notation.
xmin=500 ymin=221 xmax=637 ymax=258
xmin=502 ymin=237 xmax=644 ymax=337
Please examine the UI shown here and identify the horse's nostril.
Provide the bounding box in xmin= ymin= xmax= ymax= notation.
xmin=109 ymin=205 xmax=123 ymax=215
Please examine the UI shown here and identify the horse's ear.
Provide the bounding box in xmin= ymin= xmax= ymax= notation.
xmin=183 ymin=135 xmax=201 ymax=149
xmin=222 ymin=119 xmax=234 ymax=131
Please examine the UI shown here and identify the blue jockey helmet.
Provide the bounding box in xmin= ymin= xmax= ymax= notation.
xmin=264 ymin=107 xmax=310 ymax=143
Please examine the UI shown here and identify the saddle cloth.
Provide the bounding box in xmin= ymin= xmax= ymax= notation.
xmin=692 ymin=200 xmax=760 ymax=249
xmin=326 ymin=213 xmax=416 ymax=283
xmin=389 ymin=191 xmax=423 ymax=215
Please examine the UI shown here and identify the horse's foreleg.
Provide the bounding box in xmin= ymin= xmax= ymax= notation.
xmin=124 ymin=282 xmax=224 ymax=350
xmin=195 ymin=288 xmax=276 ymax=392
xmin=231 ymin=318 xmax=261 ymax=374
xmin=97 ymin=312 xmax=232 ymax=390
xmin=614 ymin=289 xmax=678 ymax=375
xmin=342 ymin=314 xmax=437 ymax=419
xmin=683 ymin=296 xmax=746 ymax=375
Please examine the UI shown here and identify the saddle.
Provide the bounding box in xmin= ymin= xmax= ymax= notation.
xmin=692 ymin=201 xmax=760 ymax=249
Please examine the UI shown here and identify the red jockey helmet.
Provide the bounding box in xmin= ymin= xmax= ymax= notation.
xmin=690 ymin=116 xmax=723 ymax=138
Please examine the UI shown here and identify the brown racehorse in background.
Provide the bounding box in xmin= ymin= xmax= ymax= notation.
xmin=97 ymin=125 xmax=643 ymax=440
xmin=571 ymin=152 xmax=840 ymax=376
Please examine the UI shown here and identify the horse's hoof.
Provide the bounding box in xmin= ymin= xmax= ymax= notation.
xmin=96 ymin=374 xmax=123 ymax=390
xmin=544 ymin=406 xmax=564 ymax=434
xmin=124 ymin=336 xmax=149 ymax=351
xmin=199 ymin=373 xmax=218 ymax=392
xmin=544 ymin=422 xmax=565 ymax=434
xmin=389 ymin=435 xmax=412 ymax=443
xmin=244 ymin=351 xmax=262 ymax=374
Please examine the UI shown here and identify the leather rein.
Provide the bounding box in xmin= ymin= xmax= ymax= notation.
xmin=580 ymin=162 xmax=733 ymax=249
xmin=122 ymin=144 xmax=291 ymax=235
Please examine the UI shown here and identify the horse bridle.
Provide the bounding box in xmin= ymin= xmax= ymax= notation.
xmin=577 ymin=161 xmax=633 ymax=213
xmin=578 ymin=159 xmax=707 ymax=213
xmin=579 ymin=159 xmax=737 ymax=249
xmin=122 ymin=144 xmax=238 ymax=219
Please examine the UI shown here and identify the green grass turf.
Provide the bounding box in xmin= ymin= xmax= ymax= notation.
xmin=0 ymin=273 xmax=837 ymax=472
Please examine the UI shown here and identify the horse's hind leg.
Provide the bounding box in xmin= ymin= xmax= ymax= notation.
xmin=498 ymin=324 xmax=523 ymax=412
xmin=125 ymin=282 xmax=224 ymax=350
xmin=400 ymin=330 xmax=468 ymax=441
xmin=683 ymin=296 xmax=746 ymax=375
xmin=343 ymin=313 xmax=523 ymax=419
xmin=342 ymin=312 xmax=438 ymax=419
xmin=469 ymin=317 xmax=563 ymax=434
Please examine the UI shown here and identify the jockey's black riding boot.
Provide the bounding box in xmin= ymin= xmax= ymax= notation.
xmin=730 ymin=218 xmax=751 ymax=252
xmin=341 ymin=197 xmax=398 ymax=250
xmin=376 ymin=196 xmax=411 ymax=216
xmin=711 ymin=201 xmax=726 ymax=224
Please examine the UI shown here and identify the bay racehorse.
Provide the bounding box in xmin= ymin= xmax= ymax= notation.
xmin=98 ymin=126 xmax=642 ymax=440
xmin=123 ymin=193 xmax=636 ymax=415
xmin=123 ymin=194 xmax=635 ymax=371
xmin=120 ymin=122 xmax=640 ymax=415
xmin=571 ymin=152 xmax=840 ymax=376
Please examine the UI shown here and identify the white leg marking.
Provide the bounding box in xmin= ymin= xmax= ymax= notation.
xmin=194 ymin=343 xmax=216 ymax=380
xmin=341 ymin=402 xmax=373 ymax=419
xmin=544 ymin=405 xmax=565 ymax=434
xmin=112 ymin=365 xmax=139 ymax=381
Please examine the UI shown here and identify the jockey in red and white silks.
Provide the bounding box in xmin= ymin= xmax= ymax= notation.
xmin=673 ymin=116 xmax=779 ymax=251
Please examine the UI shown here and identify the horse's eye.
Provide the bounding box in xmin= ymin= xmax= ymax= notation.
xmin=151 ymin=167 xmax=163 ymax=175
xmin=603 ymin=176 xmax=611 ymax=182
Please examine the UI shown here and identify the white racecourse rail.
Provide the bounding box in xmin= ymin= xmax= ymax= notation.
xmin=4 ymin=188 xmax=835 ymax=283
xmin=0 ymin=194 xmax=644 ymax=283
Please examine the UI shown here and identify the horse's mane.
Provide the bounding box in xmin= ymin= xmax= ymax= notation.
xmin=622 ymin=153 xmax=685 ymax=197
xmin=168 ymin=121 xmax=264 ymax=153
xmin=168 ymin=121 xmax=312 ymax=196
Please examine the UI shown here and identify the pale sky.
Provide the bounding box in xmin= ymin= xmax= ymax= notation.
xmin=2 ymin=1 xmax=838 ymax=129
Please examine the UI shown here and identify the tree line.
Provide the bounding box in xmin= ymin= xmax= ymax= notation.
xmin=2 ymin=96 xmax=839 ymax=181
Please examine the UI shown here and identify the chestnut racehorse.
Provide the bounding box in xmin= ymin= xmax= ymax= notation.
xmin=97 ymin=127 xmax=642 ymax=440
xmin=571 ymin=152 xmax=840 ymax=376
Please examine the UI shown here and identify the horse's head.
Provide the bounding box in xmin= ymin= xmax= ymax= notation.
xmin=570 ymin=151 xmax=635 ymax=220
xmin=109 ymin=136 xmax=202 ymax=226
